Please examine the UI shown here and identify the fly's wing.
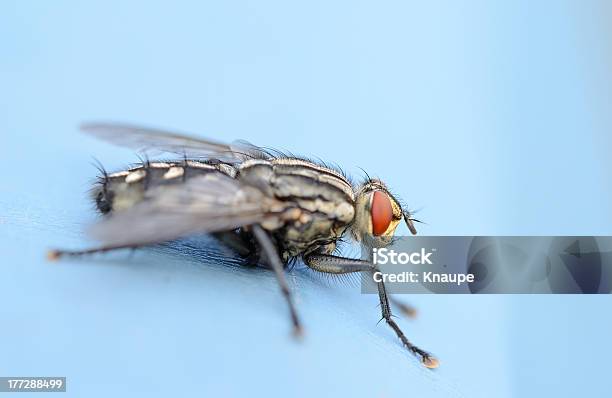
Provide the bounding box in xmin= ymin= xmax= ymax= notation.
xmin=88 ymin=173 xmax=282 ymax=246
xmin=81 ymin=122 xmax=272 ymax=162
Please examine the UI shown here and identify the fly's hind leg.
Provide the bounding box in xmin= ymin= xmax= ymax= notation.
xmin=251 ymin=225 xmax=302 ymax=338
xmin=47 ymin=243 xmax=143 ymax=261
xmin=303 ymin=253 xmax=438 ymax=368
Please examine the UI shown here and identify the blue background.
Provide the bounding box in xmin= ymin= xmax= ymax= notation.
xmin=2 ymin=1 xmax=611 ymax=397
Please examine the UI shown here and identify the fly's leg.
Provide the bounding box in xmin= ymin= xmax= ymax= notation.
xmin=303 ymin=253 xmax=438 ymax=368
xmin=212 ymin=230 xmax=260 ymax=266
xmin=376 ymin=279 xmax=438 ymax=368
xmin=47 ymin=243 xmax=143 ymax=261
xmin=304 ymin=254 xmax=416 ymax=317
xmin=251 ymin=225 xmax=302 ymax=337
xmin=212 ymin=231 xmax=253 ymax=257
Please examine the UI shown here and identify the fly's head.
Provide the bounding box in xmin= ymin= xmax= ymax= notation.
xmin=351 ymin=179 xmax=418 ymax=246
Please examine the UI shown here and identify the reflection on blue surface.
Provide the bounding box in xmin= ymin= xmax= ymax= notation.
xmin=1 ymin=1 xmax=612 ymax=397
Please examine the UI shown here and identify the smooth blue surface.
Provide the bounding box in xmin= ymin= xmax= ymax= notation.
xmin=2 ymin=1 xmax=612 ymax=397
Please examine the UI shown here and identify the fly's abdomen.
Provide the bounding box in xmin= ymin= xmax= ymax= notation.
xmin=93 ymin=160 xmax=237 ymax=214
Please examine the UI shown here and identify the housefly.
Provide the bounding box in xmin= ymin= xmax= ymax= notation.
xmin=48 ymin=122 xmax=438 ymax=368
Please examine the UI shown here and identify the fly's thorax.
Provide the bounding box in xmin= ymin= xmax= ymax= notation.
xmin=236 ymin=159 xmax=276 ymax=196
xmin=238 ymin=158 xmax=353 ymax=196
xmin=239 ymin=158 xmax=356 ymax=258
xmin=351 ymin=180 xmax=403 ymax=245
xmin=238 ymin=158 xmax=355 ymax=224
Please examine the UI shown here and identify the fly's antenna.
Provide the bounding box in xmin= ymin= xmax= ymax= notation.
xmin=403 ymin=210 xmax=427 ymax=235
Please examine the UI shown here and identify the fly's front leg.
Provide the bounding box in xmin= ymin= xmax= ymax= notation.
xmin=376 ymin=279 xmax=438 ymax=368
xmin=304 ymin=253 xmax=438 ymax=368
xmin=251 ymin=225 xmax=302 ymax=337
xmin=304 ymin=254 xmax=416 ymax=317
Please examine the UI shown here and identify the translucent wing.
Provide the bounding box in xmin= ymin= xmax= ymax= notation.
xmin=81 ymin=122 xmax=272 ymax=162
xmin=88 ymin=173 xmax=282 ymax=246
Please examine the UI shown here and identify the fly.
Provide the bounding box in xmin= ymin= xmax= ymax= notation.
xmin=48 ymin=122 xmax=438 ymax=369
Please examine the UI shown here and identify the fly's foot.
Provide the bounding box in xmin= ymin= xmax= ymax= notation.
xmin=292 ymin=324 xmax=304 ymax=340
xmin=420 ymin=354 xmax=440 ymax=369
xmin=46 ymin=249 xmax=81 ymax=261
xmin=410 ymin=346 xmax=439 ymax=369
xmin=384 ymin=316 xmax=438 ymax=368
xmin=46 ymin=250 xmax=62 ymax=261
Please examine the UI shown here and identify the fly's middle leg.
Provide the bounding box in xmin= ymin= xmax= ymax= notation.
xmin=251 ymin=225 xmax=303 ymax=338
xmin=303 ymin=253 xmax=438 ymax=368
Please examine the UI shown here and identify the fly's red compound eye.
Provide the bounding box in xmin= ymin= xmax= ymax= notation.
xmin=371 ymin=191 xmax=393 ymax=236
